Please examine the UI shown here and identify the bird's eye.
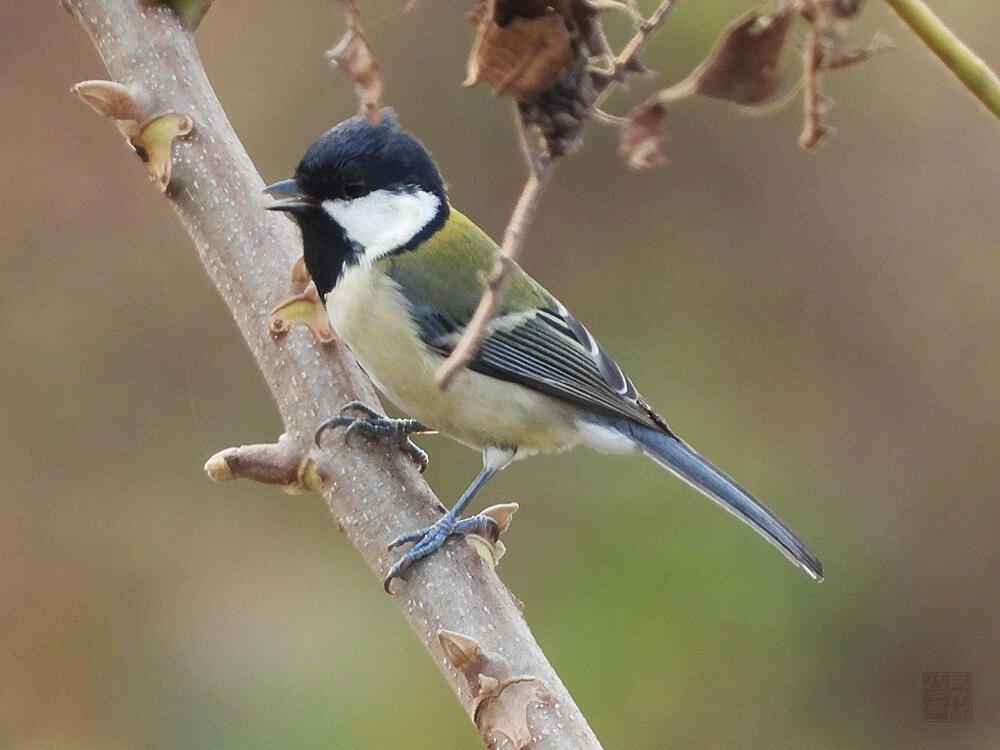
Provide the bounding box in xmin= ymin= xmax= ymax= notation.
xmin=343 ymin=178 xmax=368 ymax=199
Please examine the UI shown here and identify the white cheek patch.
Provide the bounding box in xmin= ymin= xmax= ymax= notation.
xmin=323 ymin=188 xmax=440 ymax=265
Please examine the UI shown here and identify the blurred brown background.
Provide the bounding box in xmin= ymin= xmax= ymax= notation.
xmin=2 ymin=1 xmax=998 ymax=748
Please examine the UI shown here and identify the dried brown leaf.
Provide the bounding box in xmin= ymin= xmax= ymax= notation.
xmin=328 ymin=1 xmax=383 ymax=124
xmin=466 ymin=10 xmax=574 ymax=101
xmin=620 ymin=101 xmax=668 ymax=171
xmin=464 ymin=0 xmax=607 ymax=156
xmin=690 ymin=5 xmax=796 ymax=106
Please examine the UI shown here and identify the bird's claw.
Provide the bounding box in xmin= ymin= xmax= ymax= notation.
xmin=314 ymin=402 xmax=430 ymax=472
xmin=338 ymin=400 xmax=384 ymax=420
xmin=383 ymin=515 xmax=501 ymax=592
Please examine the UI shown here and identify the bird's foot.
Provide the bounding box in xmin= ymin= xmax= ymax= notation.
xmin=383 ymin=513 xmax=500 ymax=592
xmin=315 ymin=401 xmax=431 ymax=472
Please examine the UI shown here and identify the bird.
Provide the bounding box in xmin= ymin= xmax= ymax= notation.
xmin=264 ymin=111 xmax=823 ymax=591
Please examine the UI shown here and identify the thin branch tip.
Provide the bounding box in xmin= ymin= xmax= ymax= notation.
xmin=204 ymin=438 xmax=316 ymax=493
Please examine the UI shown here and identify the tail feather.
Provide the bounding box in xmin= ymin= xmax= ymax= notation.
xmin=624 ymin=422 xmax=824 ymax=581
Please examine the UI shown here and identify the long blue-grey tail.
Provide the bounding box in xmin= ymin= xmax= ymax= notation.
xmin=623 ymin=422 xmax=824 ymax=580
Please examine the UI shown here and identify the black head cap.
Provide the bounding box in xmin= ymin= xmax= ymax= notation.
xmin=266 ymin=110 xmax=448 ymax=299
xmin=293 ymin=109 xmax=446 ymax=203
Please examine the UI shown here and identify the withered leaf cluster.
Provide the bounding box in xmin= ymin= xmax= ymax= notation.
xmin=621 ymin=0 xmax=891 ymax=170
xmin=329 ymin=0 xmax=890 ymax=173
xmin=465 ymin=0 xmax=610 ymax=156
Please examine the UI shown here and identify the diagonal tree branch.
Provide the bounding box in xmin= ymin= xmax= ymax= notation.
xmin=62 ymin=1 xmax=602 ymax=747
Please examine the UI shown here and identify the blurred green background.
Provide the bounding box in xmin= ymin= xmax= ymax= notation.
xmin=3 ymin=1 xmax=998 ymax=748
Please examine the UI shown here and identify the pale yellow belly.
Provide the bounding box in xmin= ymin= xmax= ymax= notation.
xmin=325 ymin=266 xmax=585 ymax=454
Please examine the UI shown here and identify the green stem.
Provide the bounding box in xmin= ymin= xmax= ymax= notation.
xmin=883 ymin=0 xmax=1000 ymax=121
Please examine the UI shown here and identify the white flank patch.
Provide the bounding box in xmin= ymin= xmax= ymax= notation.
xmin=323 ymin=188 xmax=440 ymax=265
xmin=483 ymin=445 xmax=517 ymax=471
xmin=573 ymin=419 xmax=642 ymax=455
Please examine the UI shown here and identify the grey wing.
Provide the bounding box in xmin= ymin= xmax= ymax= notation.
xmin=412 ymin=299 xmax=670 ymax=433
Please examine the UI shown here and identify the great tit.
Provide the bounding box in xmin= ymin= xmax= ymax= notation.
xmin=265 ymin=111 xmax=823 ymax=590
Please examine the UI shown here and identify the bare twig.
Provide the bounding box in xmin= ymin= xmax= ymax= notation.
xmin=204 ymin=434 xmax=319 ymax=493
xmin=596 ymin=0 xmax=681 ymax=104
xmin=63 ymin=1 xmax=602 ymax=747
xmin=798 ymin=3 xmax=830 ymax=149
xmin=435 ymin=124 xmax=551 ymax=389
xmin=435 ymin=0 xmax=681 ymax=390
xmin=883 ymin=0 xmax=1000 ymax=121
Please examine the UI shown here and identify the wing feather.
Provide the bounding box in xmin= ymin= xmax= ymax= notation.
xmin=420 ymin=306 xmax=666 ymax=431
xmin=380 ymin=209 xmax=668 ymax=432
